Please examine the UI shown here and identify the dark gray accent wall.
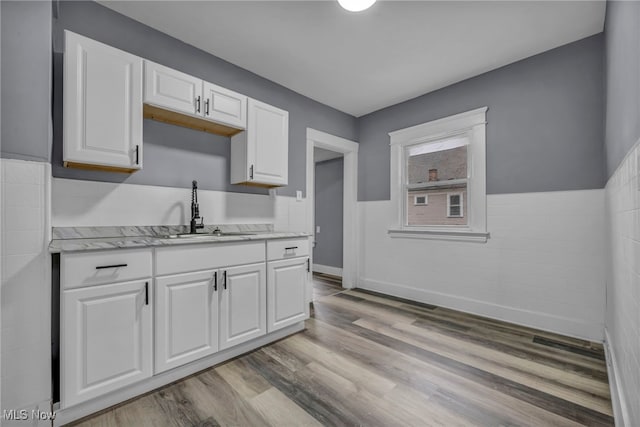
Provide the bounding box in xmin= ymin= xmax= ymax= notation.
xmin=1 ymin=1 xmax=52 ymax=161
xmin=604 ymin=1 xmax=640 ymax=177
xmin=51 ymin=1 xmax=357 ymax=197
xmin=314 ymin=157 xmax=343 ymax=269
xmin=358 ymin=34 xmax=605 ymax=201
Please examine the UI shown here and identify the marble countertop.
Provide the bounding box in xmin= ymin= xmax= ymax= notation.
xmin=49 ymin=224 xmax=309 ymax=253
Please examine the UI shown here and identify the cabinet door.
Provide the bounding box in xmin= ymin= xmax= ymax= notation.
xmin=267 ymin=257 xmax=309 ymax=332
xmin=62 ymin=280 xmax=152 ymax=408
xmin=203 ymin=82 xmax=247 ymax=129
xmin=64 ymin=31 xmax=143 ymax=170
xmin=247 ymin=98 xmax=289 ymax=186
xmin=144 ymin=60 xmax=202 ymax=116
xmin=155 ymin=270 xmax=219 ymax=373
xmin=219 ymin=263 xmax=266 ymax=350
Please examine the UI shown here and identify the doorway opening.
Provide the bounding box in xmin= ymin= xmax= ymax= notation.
xmin=306 ymin=128 xmax=359 ymax=297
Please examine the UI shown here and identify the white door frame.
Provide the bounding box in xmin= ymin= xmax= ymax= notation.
xmin=306 ymin=128 xmax=359 ymax=289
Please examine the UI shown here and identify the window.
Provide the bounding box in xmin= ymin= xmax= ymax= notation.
xmin=414 ymin=195 xmax=428 ymax=205
xmin=447 ymin=193 xmax=463 ymax=217
xmin=388 ymin=107 xmax=488 ymax=242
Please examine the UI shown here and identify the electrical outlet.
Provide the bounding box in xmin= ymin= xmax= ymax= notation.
xmin=296 ymin=190 xmax=303 ymax=201
xmin=269 ymin=188 xmax=277 ymax=199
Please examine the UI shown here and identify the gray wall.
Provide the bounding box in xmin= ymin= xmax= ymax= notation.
xmin=604 ymin=1 xmax=640 ymax=177
xmin=358 ymin=34 xmax=605 ymax=201
xmin=314 ymin=157 xmax=343 ymax=269
xmin=51 ymin=1 xmax=357 ymax=197
xmin=1 ymin=1 xmax=52 ymax=161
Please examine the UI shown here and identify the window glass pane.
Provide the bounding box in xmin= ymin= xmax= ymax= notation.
xmin=407 ymin=137 xmax=468 ymax=185
xmin=406 ymin=136 xmax=468 ymax=226
xmin=407 ymin=189 xmax=467 ymax=225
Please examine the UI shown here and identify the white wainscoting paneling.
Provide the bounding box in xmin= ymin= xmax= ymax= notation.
xmin=358 ymin=189 xmax=606 ymax=341
xmin=605 ymin=140 xmax=640 ymax=427
xmin=0 ymin=159 xmax=52 ymax=417
xmin=51 ymin=178 xmax=307 ymax=232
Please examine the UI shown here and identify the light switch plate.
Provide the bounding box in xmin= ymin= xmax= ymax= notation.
xmin=296 ymin=190 xmax=302 ymax=201
xmin=269 ymin=188 xmax=277 ymax=199
xmin=316 ymin=226 xmax=321 ymax=233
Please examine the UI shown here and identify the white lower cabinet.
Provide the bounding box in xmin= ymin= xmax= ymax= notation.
xmin=219 ymin=262 xmax=267 ymax=350
xmin=62 ymin=279 xmax=152 ymax=407
xmin=60 ymin=239 xmax=308 ymax=415
xmin=267 ymin=257 xmax=310 ymax=332
xmin=154 ymin=270 xmax=219 ymax=374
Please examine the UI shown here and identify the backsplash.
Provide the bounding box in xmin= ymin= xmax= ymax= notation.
xmin=51 ymin=178 xmax=308 ymax=233
xmin=605 ymin=138 xmax=640 ymax=426
xmin=0 ymin=159 xmax=51 ymax=415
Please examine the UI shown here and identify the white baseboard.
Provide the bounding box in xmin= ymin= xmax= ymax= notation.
xmin=357 ymin=277 xmax=603 ymax=342
xmin=604 ymin=328 xmax=629 ymax=427
xmin=53 ymin=323 xmax=304 ymax=426
xmin=313 ymin=264 xmax=342 ymax=277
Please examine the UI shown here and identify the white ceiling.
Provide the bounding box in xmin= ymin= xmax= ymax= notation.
xmin=100 ymin=0 xmax=606 ymax=117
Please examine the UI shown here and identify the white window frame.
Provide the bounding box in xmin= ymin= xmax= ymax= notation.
xmin=413 ymin=195 xmax=428 ymax=205
xmin=447 ymin=192 xmax=464 ymax=218
xmin=388 ymin=107 xmax=488 ymax=242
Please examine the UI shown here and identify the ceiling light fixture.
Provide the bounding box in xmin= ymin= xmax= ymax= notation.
xmin=338 ymin=0 xmax=376 ymax=12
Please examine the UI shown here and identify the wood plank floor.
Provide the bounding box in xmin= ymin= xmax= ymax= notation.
xmin=70 ymin=274 xmax=613 ymax=427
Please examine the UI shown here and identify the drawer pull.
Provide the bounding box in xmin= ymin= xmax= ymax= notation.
xmin=144 ymin=282 xmax=149 ymax=305
xmin=95 ymin=263 xmax=128 ymax=270
xmin=284 ymin=246 xmax=298 ymax=251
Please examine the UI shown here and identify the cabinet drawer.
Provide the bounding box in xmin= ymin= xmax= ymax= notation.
xmin=267 ymin=238 xmax=309 ymax=261
xmin=61 ymin=249 xmax=152 ymax=290
xmin=155 ymin=241 xmax=265 ymax=276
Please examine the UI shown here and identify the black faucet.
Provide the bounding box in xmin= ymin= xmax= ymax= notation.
xmin=190 ymin=180 xmax=204 ymax=234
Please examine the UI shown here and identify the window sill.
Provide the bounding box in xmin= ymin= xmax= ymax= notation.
xmin=387 ymin=227 xmax=489 ymax=243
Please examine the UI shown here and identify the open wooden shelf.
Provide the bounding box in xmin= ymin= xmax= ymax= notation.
xmin=143 ymin=104 xmax=244 ymax=137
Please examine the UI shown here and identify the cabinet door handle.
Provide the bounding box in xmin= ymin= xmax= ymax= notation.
xmin=285 ymin=246 xmax=298 ymax=251
xmin=249 ymin=165 xmax=254 ymax=180
xmin=205 ymin=98 xmax=210 ymax=116
xmin=223 ymin=270 xmax=227 ymax=290
xmin=144 ymin=282 xmax=149 ymax=305
xmin=135 ymin=145 xmax=140 ymax=165
xmin=307 ymin=258 xmax=310 ymax=272
xmin=196 ymin=96 xmax=201 ymax=113
xmin=95 ymin=263 xmax=128 ymax=270
xmin=213 ymin=271 xmax=218 ymax=292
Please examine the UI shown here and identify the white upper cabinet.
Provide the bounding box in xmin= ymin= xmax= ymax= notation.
xmin=64 ymin=31 xmax=143 ymax=171
xmin=231 ymin=98 xmax=289 ymax=187
xmin=203 ymin=82 xmax=247 ymax=129
xmin=144 ymin=61 xmax=201 ymax=116
xmin=143 ymin=61 xmax=247 ymax=132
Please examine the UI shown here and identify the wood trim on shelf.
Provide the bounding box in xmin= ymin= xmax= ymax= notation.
xmin=63 ymin=162 xmax=139 ymax=174
xmin=233 ymin=181 xmax=282 ymax=189
xmin=143 ymin=104 xmax=244 ymax=137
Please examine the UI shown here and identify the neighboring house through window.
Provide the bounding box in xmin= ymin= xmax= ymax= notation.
xmin=388 ymin=107 xmax=488 ymax=242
